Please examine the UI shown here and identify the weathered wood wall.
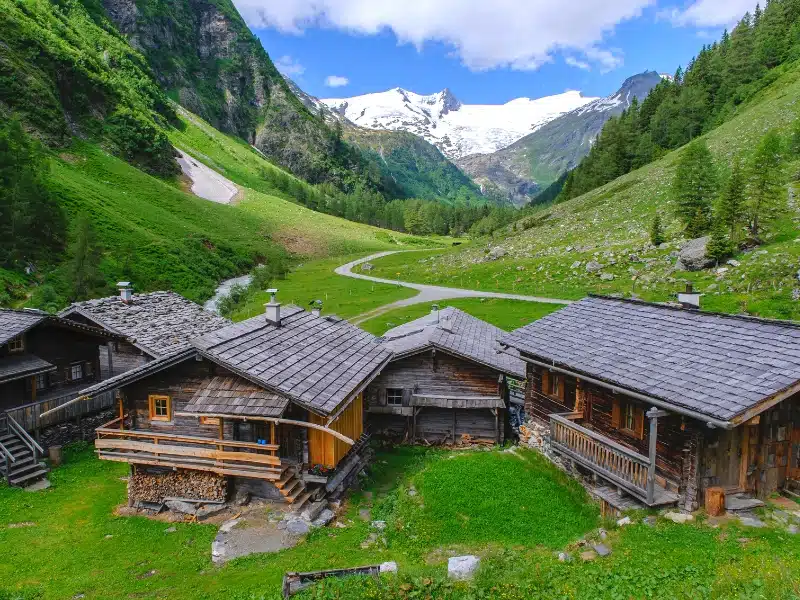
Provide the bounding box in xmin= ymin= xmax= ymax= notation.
xmin=309 ymin=394 xmax=363 ymax=468
xmin=6 ymin=390 xmax=116 ymax=431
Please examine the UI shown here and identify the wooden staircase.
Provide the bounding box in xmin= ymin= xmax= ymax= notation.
xmin=0 ymin=414 xmax=48 ymax=487
xmin=275 ymin=465 xmax=314 ymax=511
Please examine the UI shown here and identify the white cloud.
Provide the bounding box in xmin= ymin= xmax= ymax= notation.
xmin=565 ymin=57 xmax=591 ymax=71
xmin=659 ymin=0 xmax=753 ymax=28
xmin=232 ymin=0 xmax=653 ymax=72
xmin=325 ymin=75 xmax=350 ymax=87
xmin=274 ymin=55 xmax=305 ymax=77
xmin=584 ymin=47 xmax=624 ymax=73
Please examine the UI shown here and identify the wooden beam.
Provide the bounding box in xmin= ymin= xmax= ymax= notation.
xmin=95 ymin=439 xmax=281 ymax=466
xmin=96 ymin=428 xmax=279 ymax=452
xmin=731 ymin=381 xmax=800 ymax=425
xmin=739 ymin=424 xmax=752 ymax=491
xmin=96 ymin=452 xmax=282 ymax=480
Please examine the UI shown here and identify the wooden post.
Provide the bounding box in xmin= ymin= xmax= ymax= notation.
xmin=493 ymin=408 xmax=500 ymax=445
xmin=645 ymin=408 xmax=668 ymax=505
xmin=30 ymin=376 xmax=36 ymax=403
xmin=452 ymin=410 xmax=457 ymax=444
xmin=106 ymin=344 xmax=114 ymax=379
xmin=705 ymin=487 xmax=726 ymax=516
xmin=118 ymin=398 xmax=124 ymax=431
xmin=270 ymin=421 xmax=276 ymax=449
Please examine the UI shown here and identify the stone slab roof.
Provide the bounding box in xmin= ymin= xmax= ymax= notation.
xmin=61 ymin=291 xmax=230 ymax=357
xmin=0 ymin=354 xmax=56 ymax=384
xmin=182 ymin=376 xmax=289 ymax=418
xmin=382 ymin=307 xmax=525 ymax=380
xmin=501 ymin=296 xmax=800 ymax=422
xmin=0 ymin=309 xmax=48 ymax=345
xmin=193 ymin=306 xmax=393 ymax=417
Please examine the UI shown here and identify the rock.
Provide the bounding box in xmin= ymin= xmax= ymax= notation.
xmin=725 ymin=495 xmax=764 ymax=511
xmin=599 ymin=273 xmax=615 ymax=281
xmin=301 ymin=501 xmax=327 ymax=523
xmin=361 ymin=532 xmax=379 ymax=548
xmin=516 ymin=265 xmax=525 ymax=271
xmin=219 ymin=518 xmax=241 ymax=534
xmin=196 ymin=504 xmax=227 ymax=521
xmin=486 ymin=247 xmax=507 ymax=261
xmin=585 ymin=261 xmax=604 ymax=273
xmin=312 ymin=509 xmax=335 ymax=528
xmin=570 ymin=261 xmax=582 ymax=269
xmin=598 ymin=528 xmax=608 ymax=540
xmin=361 ymin=262 xmax=374 ymax=272
xmin=738 ymin=515 xmax=766 ymax=528
xmin=642 ymin=516 xmax=658 ymax=527
xmin=233 ymin=489 xmax=251 ymax=507
xmin=557 ymin=552 xmax=571 ymax=562
xmin=165 ymin=500 xmax=197 ymax=515
xmin=658 ymin=242 xmax=670 ymax=250
xmin=165 ymin=526 xmax=177 ymax=534
xmin=371 ymin=520 xmax=387 ymax=530
xmin=358 ymin=508 xmax=371 ymax=521
xmin=616 ymin=516 xmax=631 ymax=527
xmin=380 ymin=561 xmax=398 ymax=573
xmin=447 ymin=555 xmax=480 ymax=580
xmin=286 ymin=519 xmax=310 ymax=536
xmin=408 ymin=487 xmax=417 ymax=497
xmin=788 ymin=524 xmax=798 ymax=535
xmin=24 ymin=479 xmax=51 ymax=492
xmin=675 ymin=236 xmax=714 ymax=271
xmin=211 ymin=541 xmax=226 ymax=563
xmin=7 ymin=522 xmax=36 ymax=529
xmin=580 ymin=550 xmax=597 ymax=561
xmin=664 ymin=511 xmax=694 ymax=524
xmin=727 ymin=259 xmax=741 ymax=267
xmin=593 ymin=543 xmax=611 ymax=557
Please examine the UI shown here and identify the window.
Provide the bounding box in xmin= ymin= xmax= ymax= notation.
xmin=542 ymin=370 xmax=564 ymax=400
xmin=612 ymin=399 xmax=644 ymax=439
xmin=624 ymin=403 xmax=636 ymax=432
xmin=548 ymin=374 xmax=561 ymax=397
xmin=200 ymin=416 xmax=220 ymax=426
xmin=7 ymin=335 xmax=24 ymax=353
xmin=70 ymin=363 xmax=83 ymax=381
xmin=149 ymin=395 xmax=172 ymax=421
xmin=386 ymin=388 xmax=403 ymax=406
xmin=35 ymin=373 xmax=47 ymax=391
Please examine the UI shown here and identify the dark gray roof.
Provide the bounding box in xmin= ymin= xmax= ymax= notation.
xmin=501 ymin=296 xmax=800 ymax=422
xmin=61 ymin=292 xmax=230 ymax=357
xmin=382 ymin=307 xmax=525 ymax=379
xmin=194 ymin=306 xmax=393 ymax=416
xmin=0 ymin=309 xmax=47 ymax=345
xmin=181 ymin=376 xmax=289 ymax=418
xmin=0 ymin=354 xmax=56 ymax=384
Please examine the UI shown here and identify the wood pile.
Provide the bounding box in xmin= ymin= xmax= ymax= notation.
xmin=129 ymin=469 xmax=227 ymax=503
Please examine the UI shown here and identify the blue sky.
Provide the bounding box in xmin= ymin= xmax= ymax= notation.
xmin=233 ymin=0 xmax=754 ymax=103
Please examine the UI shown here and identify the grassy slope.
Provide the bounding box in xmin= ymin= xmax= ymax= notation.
xmin=2 ymin=446 xmax=799 ymax=600
xmin=359 ymin=298 xmax=565 ymax=336
xmin=365 ymin=64 xmax=800 ymax=320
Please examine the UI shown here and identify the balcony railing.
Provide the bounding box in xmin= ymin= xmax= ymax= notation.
xmin=95 ymin=415 xmax=283 ymax=480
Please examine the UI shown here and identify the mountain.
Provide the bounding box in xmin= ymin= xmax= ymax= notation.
xmin=457 ymin=71 xmax=664 ymax=205
xmin=322 ymin=88 xmax=596 ymax=160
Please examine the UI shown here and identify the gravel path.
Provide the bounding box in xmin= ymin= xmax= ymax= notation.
xmin=336 ymin=251 xmax=572 ymax=323
xmin=177 ymin=149 xmax=239 ymax=204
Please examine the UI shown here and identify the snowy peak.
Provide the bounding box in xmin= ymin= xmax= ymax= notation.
xmin=572 ymin=70 xmax=662 ymax=116
xmin=321 ymin=87 xmax=597 ymax=159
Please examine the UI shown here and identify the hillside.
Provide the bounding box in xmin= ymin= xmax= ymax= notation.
xmin=363 ymin=62 xmax=800 ymax=320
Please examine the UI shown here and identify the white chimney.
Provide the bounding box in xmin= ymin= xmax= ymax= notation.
xmin=265 ymin=288 xmax=281 ymax=325
xmin=311 ymin=299 xmax=323 ymax=317
xmin=678 ymin=283 xmax=702 ymax=309
xmin=440 ymin=315 xmax=453 ymax=333
xmin=117 ymin=282 xmax=133 ymax=304
xmin=431 ymin=304 xmax=440 ymax=322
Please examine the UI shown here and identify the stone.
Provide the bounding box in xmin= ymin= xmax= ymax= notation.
xmin=725 ymin=495 xmax=764 ymax=511
xmin=233 ymin=489 xmax=251 ymax=507
xmin=361 ymin=532 xmax=379 ymax=548
xmin=379 ymin=561 xmax=398 ymax=574
xmin=738 ymin=515 xmax=766 ymax=528
xmin=211 ymin=541 xmax=226 ymax=563
xmin=570 ymin=261 xmax=582 ymax=269
xmin=361 ymin=262 xmax=374 ymax=272
xmin=165 ymin=500 xmax=197 ymax=515
xmin=312 ymin=509 xmax=335 ymax=528
xmin=8 ymin=522 xmax=36 ymax=529
xmin=358 ymin=508 xmax=371 ymax=521
xmin=486 ymin=247 xmax=507 ymax=261
xmin=23 ymin=479 xmax=51 ymax=492
xmin=557 ymin=552 xmax=571 ymax=562
xmin=219 ymin=518 xmax=241 ymax=534
xmin=642 ymin=516 xmax=658 ymax=527
xmin=727 ymin=259 xmax=741 ymax=267
xmin=598 ymin=528 xmax=608 ymax=540
xmin=580 ymin=550 xmax=597 ymax=561
xmin=616 ymin=516 xmax=632 ymax=527
xmin=593 ymin=543 xmax=611 ymax=557
xmin=447 ymin=555 xmax=480 ymax=580
xmin=301 ymin=501 xmax=327 ymax=522
xmin=676 ymin=236 xmax=714 ymax=271
xmin=585 ymin=261 xmax=604 ymax=273
xmin=664 ymin=511 xmax=694 ymax=524
xmin=408 ymin=488 xmax=417 ymax=497
xmin=286 ymin=519 xmax=310 ymax=536
xmin=371 ymin=520 xmax=387 ymax=530
xmin=599 ymin=273 xmax=615 ymax=281
xmin=165 ymin=526 xmax=177 ymax=534
xmin=196 ymin=504 xmax=227 ymax=521
xmin=788 ymin=524 xmax=798 ymax=535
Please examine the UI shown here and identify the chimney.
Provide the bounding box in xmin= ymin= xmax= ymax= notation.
xmin=678 ymin=283 xmax=702 ymax=309
xmin=311 ymin=299 xmax=323 ymax=317
xmin=117 ymin=282 xmax=133 ymax=304
xmin=265 ymin=288 xmax=281 ymax=325
xmin=431 ymin=304 xmax=440 ymax=322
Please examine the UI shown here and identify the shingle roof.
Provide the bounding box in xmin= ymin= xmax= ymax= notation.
xmin=194 ymin=306 xmax=393 ymax=416
xmin=0 ymin=309 xmax=48 ymax=345
xmin=501 ymin=296 xmax=800 ymax=422
xmin=61 ymin=291 xmax=230 ymax=357
xmin=381 ymin=307 xmax=525 ymax=379
xmin=0 ymin=354 xmax=55 ymax=384
xmin=181 ymin=376 xmax=289 ymax=418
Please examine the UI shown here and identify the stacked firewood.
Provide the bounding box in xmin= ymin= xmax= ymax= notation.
xmin=129 ymin=469 xmax=227 ymax=503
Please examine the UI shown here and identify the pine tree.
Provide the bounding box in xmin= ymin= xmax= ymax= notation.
xmin=650 ymin=213 xmax=665 ymax=246
xmin=671 ymin=139 xmax=717 ymax=237
xmin=717 ymin=156 xmax=746 ymax=243
xmin=68 ymin=213 xmax=103 ymax=301
xmin=706 ymin=217 xmax=736 ymax=263
xmin=746 ymin=129 xmax=786 ymax=239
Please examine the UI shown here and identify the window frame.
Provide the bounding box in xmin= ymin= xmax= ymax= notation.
xmin=70 ymin=362 xmax=83 ymax=381
xmin=35 ymin=373 xmax=48 ymax=391
xmin=200 ymin=416 xmax=221 ymax=426
xmin=7 ymin=335 xmax=24 ymax=353
xmin=386 ymin=388 xmax=404 ymax=406
xmin=148 ymin=394 xmax=172 ymax=422
xmin=613 ymin=398 xmax=645 ymax=440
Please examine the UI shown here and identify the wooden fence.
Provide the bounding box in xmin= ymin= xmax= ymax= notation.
xmin=5 ymin=390 xmax=116 ymax=432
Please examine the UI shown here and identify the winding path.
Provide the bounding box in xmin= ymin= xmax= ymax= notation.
xmin=336 ymin=251 xmax=572 ymax=324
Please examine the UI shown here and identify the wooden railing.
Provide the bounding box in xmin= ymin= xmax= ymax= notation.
xmin=550 ymin=413 xmax=653 ymax=502
xmin=6 ymin=390 xmax=115 ymax=432
xmin=95 ymin=416 xmax=283 ymax=481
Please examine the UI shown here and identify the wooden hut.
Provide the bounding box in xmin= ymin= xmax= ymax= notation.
xmin=367 ymin=307 xmax=525 ymax=445
xmin=502 ymin=296 xmax=800 ymax=511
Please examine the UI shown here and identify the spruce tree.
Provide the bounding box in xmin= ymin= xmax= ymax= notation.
xmin=650 ymin=213 xmax=665 ymax=246
xmin=706 ymin=217 xmax=736 ymax=263
xmin=69 ymin=213 xmax=104 ymax=301
xmin=746 ymin=130 xmax=786 ymax=239
xmin=671 ymin=139 xmax=717 ymax=237
xmin=717 ymin=156 xmax=746 ymax=243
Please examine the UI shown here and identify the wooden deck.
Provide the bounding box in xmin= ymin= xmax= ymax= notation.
xmin=95 ymin=416 xmax=283 ymax=481
xmin=549 ymin=413 xmax=678 ymax=507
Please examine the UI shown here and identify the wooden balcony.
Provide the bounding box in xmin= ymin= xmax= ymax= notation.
xmin=549 ymin=413 xmax=678 ymax=507
xmin=95 ymin=416 xmax=283 ymax=481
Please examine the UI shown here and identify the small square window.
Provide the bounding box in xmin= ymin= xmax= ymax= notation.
xmin=35 ymin=373 xmax=47 ymax=391
xmin=200 ymin=416 xmax=220 ymax=426
xmin=8 ymin=335 xmax=24 ymax=353
xmin=386 ymin=388 xmax=403 ymax=406
xmin=70 ymin=363 xmax=83 ymax=381
xmin=149 ymin=395 xmax=171 ymax=421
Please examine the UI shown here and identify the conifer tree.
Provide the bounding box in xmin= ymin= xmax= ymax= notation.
xmin=671 ymin=139 xmax=717 ymax=237
xmin=746 ymin=130 xmax=786 ymax=239
xmin=706 ymin=217 xmax=736 ymax=263
xmin=69 ymin=213 xmax=104 ymax=301
xmin=650 ymin=213 xmax=665 ymax=246
xmin=717 ymin=156 xmax=746 ymax=243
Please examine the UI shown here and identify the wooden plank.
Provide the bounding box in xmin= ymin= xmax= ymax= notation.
xmin=96 ymin=428 xmax=279 ymax=452
xmin=95 ymin=439 xmax=281 ymax=466
xmin=96 ymin=452 xmax=281 ymax=480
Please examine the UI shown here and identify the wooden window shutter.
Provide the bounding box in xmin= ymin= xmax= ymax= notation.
xmin=557 ymin=376 xmax=565 ymax=401
xmin=611 ymin=398 xmax=621 ymax=429
xmin=541 ymin=369 xmax=550 ymax=395
xmin=634 ymin=407 xmax=645 ymax=439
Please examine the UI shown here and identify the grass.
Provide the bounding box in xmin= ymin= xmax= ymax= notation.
xmin=359 ymin=298 xmax=565 ymax=336
xmin=362 ymin=63 xmax=800 ymax=321
xmin=3 ymin=445 xmax=800 ymax=600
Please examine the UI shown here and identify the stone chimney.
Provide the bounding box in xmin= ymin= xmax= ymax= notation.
xmin=678 ymin=283 xmax=702 ymax=309
xmin=265 ymin=289 xmax=281 ymax=325
xmin=311 ymin=299 xmax=323 ymax=317
xmin=431 ymin=304 xmax=440 ymax=322
xmin=117 ymin=282 xmax=133 ymax=304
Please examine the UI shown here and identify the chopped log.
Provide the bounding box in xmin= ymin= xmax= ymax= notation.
xmin=705 ymin=486 xmax=725 ymax=517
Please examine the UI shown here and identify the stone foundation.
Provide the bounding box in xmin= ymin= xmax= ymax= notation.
xmin=128 ymin=468 xmax=227 ymax=504
xmin=37 ymin=409 xmax=115 ymax=451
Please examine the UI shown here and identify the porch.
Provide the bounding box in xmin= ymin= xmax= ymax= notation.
xmin=549 ymin=412 xmax=679 ymax=507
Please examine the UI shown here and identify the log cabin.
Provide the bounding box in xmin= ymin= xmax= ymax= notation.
xmin=72 ymin=293 xmax=392 ymax=508
xmin=60 ymin=283 xmax=230 ymax=378
xmin=501 ymin=295 xmax=800 ymax=512
xmin=367 ymin=307 xmax=525 ymax=445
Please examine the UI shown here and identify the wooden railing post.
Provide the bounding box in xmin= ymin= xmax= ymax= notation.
xmin=645 ymin=408 xmax=668 ymax=505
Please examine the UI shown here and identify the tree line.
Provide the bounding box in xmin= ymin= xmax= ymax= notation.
xmin=558 ymin=0 xmax=800 ymax=203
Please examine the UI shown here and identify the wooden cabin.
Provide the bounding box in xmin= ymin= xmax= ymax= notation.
xmin=74 ymin=297 xmax=391 ymax=509
xmin=60 ymin=283 xmax=230 ymax=379
xmin=367 ymin=307 xmax=525 ymax=445
xmin=502 ymin=296 xmax=800 ymax=512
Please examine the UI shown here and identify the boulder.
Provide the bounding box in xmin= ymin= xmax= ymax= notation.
xmin=285 ymin=519 xmax=310 ymax=536
xmin=312 ymin=509 xmax=335 ymax=528
xmin=371 ymin=520 xmax=387 ymax=530
xmin=570 ymin=261 xmax=582 ymax=269
xmin=219 ymin=518 xmax=241 ymax=534
xmin=447 ymin=555 xmax=480 ymax=580
xmin=165 ymin=500 xmax=197 ymax=515
xmin=675 ymin=236 xmax=714 ymax=271
xmin=557 ymin=552 xmax=571 ymax=562
xmin=361 ymin=262 xmax=374 ymax=272
xmin=233 ymin=489 xmax=251 ymax=507
xmin=301 ymin=501 xmax=327 ymax=523
xmin=379 ymin=561 xmax=398 ymax=574
xmin=664 ymin=511 xmax=694 ymax=524
xmin=593 ymin=543 xmax=611 ymax=557
xmin=486 ymin=247 xmax=507 ymax=261
xmin=599 ymin=273 xmax=615 ymax=281
xmin=616 ymin=516 xmax=631 ymax=527
xmin=585 ymin=261 xmax=604 ymax=273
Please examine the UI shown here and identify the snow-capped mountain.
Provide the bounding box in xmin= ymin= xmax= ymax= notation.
xmin=321 ymin=88 xmax=597 ymax=160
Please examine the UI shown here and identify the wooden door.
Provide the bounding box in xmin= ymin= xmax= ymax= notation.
xmin=788 ymin=400 xmax=800 ymax=480
xmin=714 ymin=428 xmax=743 ymax=489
